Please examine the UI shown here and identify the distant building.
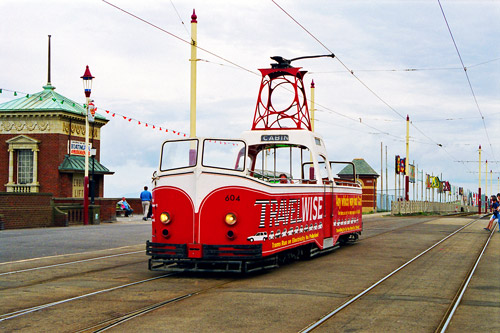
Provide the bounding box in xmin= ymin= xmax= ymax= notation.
xmin=0 ymin=82 xmax=113 ymax=197
xmin=339 ymin=158 xmax=379 ymax=213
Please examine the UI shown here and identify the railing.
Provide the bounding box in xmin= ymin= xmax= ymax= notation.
xmin=391 ymin=201 xmax=479 ymax=215
xmin=5 ymin=184 xmax=39 ymax=193
xmin=54 ymin=205 xmax=84 ymax=224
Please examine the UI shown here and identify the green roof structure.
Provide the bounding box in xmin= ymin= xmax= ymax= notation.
xmin=339 ymin=158 xmax=379 ymax=177
xmin=0 ymin=84 xmax=106 ymax=121
xmin=58 ymin=155 xmax=114 ymax=175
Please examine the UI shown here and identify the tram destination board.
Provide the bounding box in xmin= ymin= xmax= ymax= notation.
xmin=261 ymin=134 xmax=289 ymax=142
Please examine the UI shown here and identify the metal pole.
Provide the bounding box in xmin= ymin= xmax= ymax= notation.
xmin=485 ymin=160 xmax=488 ymax=212
xmin=190 ymin=9 xmax=197 ymax=138
xmin=478 ymin=145 xmax=482 ymax=214
xmin=385 ymin=145 xmax=388 ymax=211
xmin=310 ymin=80 xmax=315 ymax=132
xmin=380 ymin=142 xmax=383 ymax=211
xmin=84 ymin=97 xmax=89 ymax=225
xmin=405 ymin=115 xmax=410 ymax=201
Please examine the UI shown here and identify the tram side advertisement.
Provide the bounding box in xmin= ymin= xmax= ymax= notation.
xmin=198 ymin=188 xmax=362 ymax=255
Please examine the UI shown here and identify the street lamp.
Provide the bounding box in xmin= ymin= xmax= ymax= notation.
xmin=81 ymin=65 xmax=94 ymax=225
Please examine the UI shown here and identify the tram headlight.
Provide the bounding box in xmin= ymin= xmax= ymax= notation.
xmin=224 ymin=212 xmax=237 ymax=226
xmin=160 ymin=212 xmax=171 ymax=224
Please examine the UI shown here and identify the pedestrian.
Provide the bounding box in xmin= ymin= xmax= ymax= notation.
xmin=140 ymin=186 xmax=152 ymax=221
xmin=118 ymin=197 xmax=133 ymax=217
xmin=485 ymin=195 xmax=499 ymax=231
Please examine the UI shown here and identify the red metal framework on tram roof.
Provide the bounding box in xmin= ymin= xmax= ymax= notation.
xmin=251 ymin=67 xmax=312 ymax=131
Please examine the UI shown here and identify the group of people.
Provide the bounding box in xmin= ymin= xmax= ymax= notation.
xmin=485 ymin=193 xmax=500 ymax=232
xmin=117 ymin=186 xmax=153 ymax=221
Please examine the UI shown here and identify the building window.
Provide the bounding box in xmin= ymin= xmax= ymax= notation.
xmin=17 ymin=149 xmax=34 ymax=184
xmin=5 ymin=135 xmax=40 ymax=193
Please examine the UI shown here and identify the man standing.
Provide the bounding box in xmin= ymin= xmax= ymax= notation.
xmin=140 ymin=186 xmax=152 ymax=221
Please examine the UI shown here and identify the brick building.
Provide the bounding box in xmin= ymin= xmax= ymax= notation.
xmin=0 ymin=82 xmax=113 ymax=197
xmin=339 ymin=158 xmax=379 ymax=213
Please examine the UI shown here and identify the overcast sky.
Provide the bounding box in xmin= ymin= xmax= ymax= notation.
xmin=1 ymin=0 xmax=499 ymax=199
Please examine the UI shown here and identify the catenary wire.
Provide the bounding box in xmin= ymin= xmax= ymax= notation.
xmin=437 ymin=0 xmax=495 ymax=161
xmin=102 ymin=0 xmax=258 ymax=77
xmin=101 ymin=0 xmax=413 ymax=144
xmin=169 ymin=0 xmax=191 ymax=39
xmin=270 ymin=0 xmax=473 ymax=174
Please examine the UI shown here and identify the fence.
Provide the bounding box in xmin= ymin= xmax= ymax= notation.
xmin=377 ymin=194 xmax=394 ymax=212
xmin=391 ymin=201 xmax=478 ymax=215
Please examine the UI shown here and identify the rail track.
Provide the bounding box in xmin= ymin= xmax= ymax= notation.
xmin=0 ymin=215 xmax=494 ymax=332
xmin=299 ymin=217 xmax=496 ymax=332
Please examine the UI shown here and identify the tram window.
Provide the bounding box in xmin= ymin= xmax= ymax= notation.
xmin=202 ymin=139 xmax=246 ymax=171
xmin=250 ymin=144 xmax=307 ymax=183
xmin=330 ymin=161 xmax=357 ymax=183
xmin=318 ymin=155 xmax=331 ymax=183
xmin=160 ymin=139 xmax=198 ymax=171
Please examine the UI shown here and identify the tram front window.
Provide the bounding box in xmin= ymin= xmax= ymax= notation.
xmin=202 ymin=139 xmax=246 ymax=171
xmin=249 ymin=144 xmax=309 ymax=183
xmin=160 ymin=139 xmax=198 ymax=171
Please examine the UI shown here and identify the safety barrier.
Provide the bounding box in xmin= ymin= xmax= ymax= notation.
xmin=391 ymin=201 xmax=478 ymax=215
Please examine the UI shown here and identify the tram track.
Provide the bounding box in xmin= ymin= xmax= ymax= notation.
xmin=299 ymin=216 xmax=494 ymax=332
xmin=0 ymin=215 xmax=492 ymax=332
xmin=75 ymin=279 xmax=235 ymax=333
xmin=435 ymin=222 xmax=498 ymax=333
xmin=0 ymin=274 xmax=173 ymax=323
xmin=0 ymin=250 xmax=143 ymax=277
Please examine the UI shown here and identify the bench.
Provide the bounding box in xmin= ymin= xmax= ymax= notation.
xmin=116 ymin=204 xmax=125 ymax=217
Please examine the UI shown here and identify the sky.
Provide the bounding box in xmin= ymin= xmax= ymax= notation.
xmin=1 ymin=0 xmax=499 ymax=200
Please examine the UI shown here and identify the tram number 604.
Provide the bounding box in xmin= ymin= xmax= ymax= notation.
xmin=225 ymin=194 xmax=240 ymax=202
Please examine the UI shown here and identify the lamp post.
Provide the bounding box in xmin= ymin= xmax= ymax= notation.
xmin=81 ymin=65 xmax=94 ymax=225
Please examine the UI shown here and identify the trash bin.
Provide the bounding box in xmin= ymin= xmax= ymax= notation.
xmin=89 ymin=205 xmax=100 ymax=225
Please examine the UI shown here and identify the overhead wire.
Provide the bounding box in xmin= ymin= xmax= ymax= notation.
xmin=309 ymin=57 xmax=500 ymax=74
xmin=103 ymin=0 xmax=476 ymax=175
xmin=102 ymin=0 xmax=406 ymax=142
xmin=269 ymin=0 xmax=447 ymax=149
xmin=102 ymin=0 xmax=258 ymax=77
xmin=169 ymin=0 xmax=191 ymax=39
xmin=437 ymin=0 xmax=495 ymax=161
xmin=270 ymin=0 xmax=473 ymax=173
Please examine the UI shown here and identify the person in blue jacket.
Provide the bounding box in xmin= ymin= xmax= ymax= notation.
xmin=485 ymin=195 xmax=499 ymax=231
xmin=140 ymin=186 xmax=152 ymax=221
xmin=118 ymin=197 xmax=133 ymax=217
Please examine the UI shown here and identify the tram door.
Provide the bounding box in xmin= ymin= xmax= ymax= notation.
xmin=318 ymin=156 xmax=333 ymax=238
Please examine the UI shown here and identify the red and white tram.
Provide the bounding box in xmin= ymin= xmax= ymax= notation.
xmin=146 ymin=57 xmax=362 ymax=273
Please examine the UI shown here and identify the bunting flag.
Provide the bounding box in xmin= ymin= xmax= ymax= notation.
xmin=1 ymin=87 xmax=189 ymax=137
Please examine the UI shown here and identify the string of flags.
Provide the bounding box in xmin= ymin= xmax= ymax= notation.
xmin=101 ymin=109 xmax=188 ymax=137
xmin=0 ymin=87 xmax=188 ymax=137
xmin=1 ymin=87 xmax=240 ymax=146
